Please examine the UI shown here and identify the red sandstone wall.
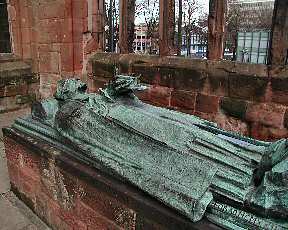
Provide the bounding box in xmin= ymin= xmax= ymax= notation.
xmin=6 ymin=0 xmax=100 ymax=98
xmin=5 ymin=0 xmax=288 ymax=141
xmin=89 ymin=53 xmax=288 ymax=141
xmin=4 ymin=136 xmax=137 ymax=230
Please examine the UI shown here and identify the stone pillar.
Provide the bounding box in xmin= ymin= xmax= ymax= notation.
xmin=207 ymin=0 xmax=227 ymax=60
xmin=119 ymin=0 xmax=135 ymax=54
xmin=92 ymin=0 xmax=105 ymax=52
xmin=159 ymin=0 xmax=175 ymax=56
xmin=268 ymin=0 xmax=288 ymax=66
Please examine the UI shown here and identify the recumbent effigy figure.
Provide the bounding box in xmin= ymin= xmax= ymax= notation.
xmin=13 ymin=76 xmax=287 ymax=230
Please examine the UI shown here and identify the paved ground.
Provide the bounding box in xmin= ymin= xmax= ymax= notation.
xmin=0 ymin=140 xmax=10 ymax=194
xmin=0 ymin=192 xmax=50 ymax=230
xmin=0 ymin=133 xmax=50 ymax=229
xmin=0 ymin=108 xmax=30 ymax=138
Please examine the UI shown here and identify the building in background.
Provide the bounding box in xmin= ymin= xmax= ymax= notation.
xmin=181 ymin=33 xmax=207 ymax=58
xmin=227 ymin=0 xmax=274 ymax=63
xmin=228 ymin=0 xmax=274 ymax=30
xmin=133 ymin=24 xmax=151 ymax=54
xmin=134 ymin=23 xmax=207 ymax=57
xmin=236 ymin=31 xmax=270 ymax=64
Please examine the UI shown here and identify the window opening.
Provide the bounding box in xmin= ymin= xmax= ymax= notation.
xmin=0 ymin=0 xmax=11 ymax=53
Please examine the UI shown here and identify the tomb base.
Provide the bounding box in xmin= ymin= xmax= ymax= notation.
xmin=3 ymin=127 xmax=220 ymax=230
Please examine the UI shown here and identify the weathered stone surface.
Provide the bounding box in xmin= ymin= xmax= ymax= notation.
xmin=250 ymin=123 xmax=288 ymax=141
xmin=246 ymin=103 xmax=286 ymax=128
xmin=172 ymin=68 xmax=207 ymax=91
xmin=15 ymin=94 xmax=36 ymax=105
xmin=228 ymin=74 xmax=268 ymax=101
xmin=78 ymin=179 xmax=136 ymax=229
xmin=136 ymin=66 xmax=207 ymax=91
xmin=0 ymin=54 xmax=21 ymax=63
xmin=91 ymin=0 xmax=105 ymax=52
xmin=0 ymin=96 xmax=28 ymax=114
xmin=207 ymin=64 xmax=229 ymax=96
xmin=92 ymin=53 xmax=121 ymax=78
xmin=270 ymin=76 xmax=288 ymax=105
xmin=215 ymin=113 xmax=249 ymax=136
xmin=284 ymin=109 xmax=288 ymax=129
xmin=0 ymin=61 xmax=32 ymax=85
xmin=4 ymin=84 xmax=28 ymax=97
xmin=143 ymin=85 xmax=172 ymax=107
xmin=0 ymin=58 xmax=38 ymax=125
xmin=195 ymin=93 xmax=220 ymax=113
xmin=76 ymin=201 xmax=122 ymax=229
xmin=87 ymin=77 xmax=108 ymax=93
xmin=0 ymin=87 xmax=4 ymax=97
xmin=220 ymin=97 xmax=247 ymax=120
xmin=137 ymin=66 xmax=161 ymax=85
xmin=171 ymin=90 xmax=196 ymax=110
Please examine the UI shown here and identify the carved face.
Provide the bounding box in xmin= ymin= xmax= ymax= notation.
xmin=54 ymin=79 xmax=87 ymax=100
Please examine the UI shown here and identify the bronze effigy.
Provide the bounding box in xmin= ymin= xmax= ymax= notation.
xmin=12 ymin=76 xmax=288 ymax=229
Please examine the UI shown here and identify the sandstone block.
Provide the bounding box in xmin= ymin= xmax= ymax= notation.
xmin=270 ymin=77 xmax=288 ymax=105
xmin=21 ymin=27 xmax=31 ymax=44
xmin=171 ymin=90 xmax=196 ymax=110
xmin=215 ymin=113 xmax=249 ymax=138
xmin=250 ymin=122 xmax=288 ymax=141
xmin=246 ymin=103 xmax=285 ymax=128
xmin=37 ymin=19 xmax=62 ymax=43
xmin=195 ymin=93 xmax=220 ymax=113
xmin=4 ymin=83 xmax=28 ymax=97
xmin=79 ymin=179 xmax=136 ymax=230
xmin=76 ymin=201 xmax=123 ymax=229
xmin=284 ymin=109 xmax=288 ymax=129
xmin=73 ymin=42 xmax=83 ymax=71
xmin=38 ymin=1 xmax=66 ymax=20
xmin=220 ymin=97 xmax=247 ymax=120
xmin=228 ymin=74 xmax=268 ymax=101
xmin=60 ymin=43 xmax=74 ymax=72
xmin=146 ymin=86 xmax=172 ymax=107
xmin=39 ymin=51 xmax=60 ymax=74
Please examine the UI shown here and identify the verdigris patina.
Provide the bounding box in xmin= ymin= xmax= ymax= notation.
xmin=12 ymin=76 xmax=288 ymax=230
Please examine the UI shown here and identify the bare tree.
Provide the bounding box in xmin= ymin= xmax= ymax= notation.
xmin=106 ymin=0 xmax=119 ymax=52
xmin=182 ymin=0 xmax=198 ymax=56
xmin=177 ymin=0 xmax=183 ymax=56
xmin=226 ymin=0 xmax=241 ymax=60
xmin=136 ymin=0 xmax=159 ymax=54
xmin=195 ymin=13 xmax=208 ymax=44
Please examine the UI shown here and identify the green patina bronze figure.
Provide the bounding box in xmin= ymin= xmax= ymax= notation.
xmin=12 ymin=76 xmax=288 ymax=230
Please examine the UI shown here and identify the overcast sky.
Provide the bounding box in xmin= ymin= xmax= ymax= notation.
xmin=202 ymin=0 xmax=209 ymax=12
xmin=134 ymin=0 xmax=209 ymax=24
xmin=196 ymin=0 xmax=209 ymax=14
